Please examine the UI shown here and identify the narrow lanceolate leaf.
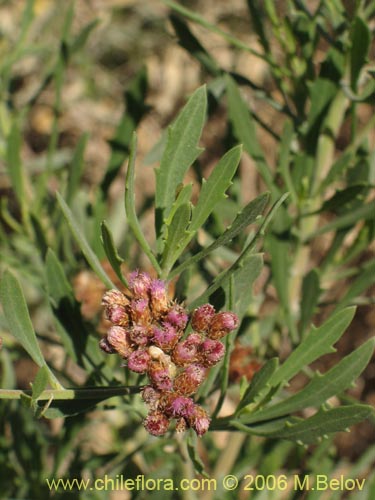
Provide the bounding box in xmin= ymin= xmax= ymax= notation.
xmin=350 ymin=16 xmax=370 ymax=91
xmin=164 ymin=183 xmax=193 ymax=226
xmin=269 ymin=307 xmax=356 ymax=387
xmin=31 ymin=366 xmax=50 ymax=401
xmin=241 ymin=338 xmax=375 ymax=424
xmin=6 ymin=121 xmax=27 ymax=216
xmin=161 ymin=203 xmax=191 ymax=275
xmin=0 ymin=270 xmax=63 ymax=389
xmin=169 ymin=192 xmax=269 ymax=278
xmin=226 ymin=74 xmax=275 ymax=193
xmin=125 ymin=133 xmax=161 ymax=274
xmin=189 ymin=253 xmax=263 ymax=311
xmin=266 ymin=405 xmax=374 ymax=444
xmin=66 ymin=133 xmax=88 ymax=204
xmin=100 ymin=221 xmax=128 ymax=287
xmin=300 ymin=269 xmax=321 ymax=334
xmin=334 ymin=259 xmax=375 ymax=312
xmin=155 ymin=85 xmax=206 ymax=238
xmin=236 ymin=358 xmax=279 ymax=413
xmin=56 ymin=192 xmax=116 ymax=290
xmin=0 ymin=270 xmax=45 ymax=367
xmin=189 ymin=145 xmax=242 ymax=232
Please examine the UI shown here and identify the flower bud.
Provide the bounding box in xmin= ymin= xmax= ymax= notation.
xmin=173 ymin=364 xmax=207 ymax=396
xmin=148 ymin=360 xmax=174 ymax=391
xmin=129 ymin=298 xmax=151 ymax=325
xmin=191 ymin=304 xmax=215 ymax=332
xmin=127 ymin=349 xmax=151 ymax=373
xmin=127 ymin=325 xmax=150 ymax=346
xmin=208 ymin=311 xmax=239 ymax=339
xmin=172 ymin=333 xmax=202 ymax=367
xmin=149 ymin=279 xmax=169 ymax=316
xmin=107 ymin=326 xmax=133 ymax=358
xmin=99 ymin=336 xmax=117 ymax=354
xmin=188 ymin=405 xmax=211 ymax=436
xmin=152 ymin=324 xmax=180 ymax=352
xmin=199 ymin=339 xmax=225 ymax=367
xmin=165 ymin=305 xmax=189 ymax=330
xmin=141 ymin=385 xmax=161 ymax=410
xmin=105 ymin=304 xmax=129 ymax=326
xmin=102 ymin=289 xmax=129 ymax=307
xmin=128 ymin=270 xmax=152 ymax=298
xmin=143 ymin=410 xmax=170 ymax=436
xmin=169 ymin=396 xmax=195 ymax=419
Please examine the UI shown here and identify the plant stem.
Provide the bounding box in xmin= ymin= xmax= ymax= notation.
xmin=288 ymin=90 xmax=348 ymax=320
xmin=0 ymin=386 xmax=140 ymax=401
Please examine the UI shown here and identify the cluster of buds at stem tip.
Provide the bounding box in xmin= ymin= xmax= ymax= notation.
xmin=99 ymin=270 xmax=239 ymax=437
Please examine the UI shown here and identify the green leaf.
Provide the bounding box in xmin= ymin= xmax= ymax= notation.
xmin=266 ymin=405 xmax=374 ymax=444
xmin=0 ymin=270 xmax=63 ymax=389
xmin=189 ymin=253 xmax=263 ymax=311
xmin=350 ymin=16 xmax=370 ymax=91
xmin=270 ymin=307 xmax=356 ymax=387
xmin=305 ymin=78 xmax=337 ymax=135
xmin=66 ymin=133 xmax=88 ymax=204
xmin=164 ymin=183 xmax=193 ymax=226
xmin=155 ymin=85 xmax=206 ymax=238
xmin=169 ymin=192 xmax=269 ymax=278
xmin=70 ymin=19 xmax=99 ymax=54
xmin=241 ymin=338 xmax=375 ymax=424
xmin=161 ymin=203 xmax=191 ymax=274
xmin=45 ymin=249 xmax=113 ymax=383
xmin=170 ymin=14 xmax=221 ymax=76
xmin=101 ymin=67 xmax=148 ymax=194
xmin=237 ymin=358 xmax=279 ymax=413
xmin=6 ymin=120 xmax=27 ymax=217
xmin=334 ymin=259 xmax=375 ymax=311
xmin=31 ymin=366 xmax=50 ymax=401
xmin=300 ymin=269 xmax=321 ymax=334
xmin=226 ymin=74 xmax=275 ymax=192
xmin=187 ymin=434 xmax=209 ymax=477
xmin=0 ymin=270 xmax=45 ymax=367
xmin=125 ymin=133 xmax=161 ymax=274
xmin=304 ymin=201 xmax=375 ymax=240
xmin=100 ymin=221 xmax=128 ymax=287
xmin=56 ymin=192 xmax=116 ymax=289
xmin=190 ymin=145 xmax=242 ymax=232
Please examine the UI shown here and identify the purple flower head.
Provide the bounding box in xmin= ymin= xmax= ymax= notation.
xmin=208 ymin=311 xmax=239 ymax=339
xmin=170 ymin=396 xmax=195 ymax=419
xmin=172 ymin=333 xmax=202 ymax=367
xmin=127 ymin=349 xmax=151 ymax=373
xmin=165 ymin=305 xmax=189 ymax=330
xmin=199 ymin=339 xmax=225 ymax=367
xmin=102 ymin=289 xmax=129 ymax=307
xmin=152 ymin=324 xmax=180 ymax=352
xmin=148 ymin=361 xmax=173 ymax=391
xmin=130 ymin=298 xmax=151 ymax=325
xmin=128 ymin=325 xmax=149 ymax=346
xmin=128 ymin=270 xmax=152 ymax=298
xmin=141 ymin=385 xmax=161 ymax=410
xmin=188 ymin=405 xmax=211 ymax=437
xmin=107 ymin=326 xmax=133 ymax=358
xmin=149 ymin=279 xmax=169 ymax=316
xmin=105 ymin=304 xmax=129 ymax=326
xmin=191 ymin=304 xmax=216 ymax=333
xmin=143 ymin=410 xmax=170 ymax=436
xmin=173 ymin=364 xmax=207 ymax=396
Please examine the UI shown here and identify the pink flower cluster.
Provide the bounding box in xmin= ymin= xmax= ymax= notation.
xmin=99 ymin=270 xmax=238 ymax=437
